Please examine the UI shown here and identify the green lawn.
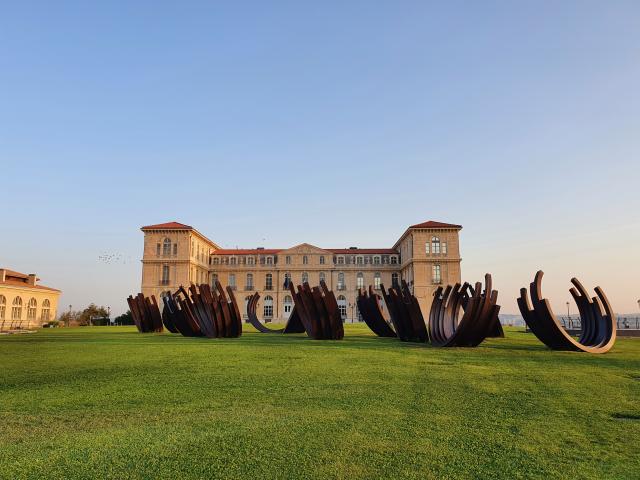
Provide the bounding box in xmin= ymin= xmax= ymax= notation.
xmin=1 ymin=325 xmax=639 ymax=479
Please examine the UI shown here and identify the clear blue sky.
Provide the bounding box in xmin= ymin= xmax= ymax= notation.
xmin=1 ymin=1 xmax=639 ymax=316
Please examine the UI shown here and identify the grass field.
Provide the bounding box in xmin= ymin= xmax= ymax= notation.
xmin=1 ymin=325 xmax=639 ymax=479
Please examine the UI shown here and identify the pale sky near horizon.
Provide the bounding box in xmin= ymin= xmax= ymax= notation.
xmin=1 ymin=1 xmax=639 ymax=316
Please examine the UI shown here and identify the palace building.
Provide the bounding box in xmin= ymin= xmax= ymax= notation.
xmin=140 ymin=220 xmax=462 ymax=322
xmin=0 ymin=269 xmax=61 ymax=331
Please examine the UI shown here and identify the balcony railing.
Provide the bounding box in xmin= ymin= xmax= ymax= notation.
xmin=228 ymin=285 xmax=237 ymax=291
xmin=244 ymin=286 xmax=254 ymax=291
xmin=337 ymin=285 xmax=346 ymax=291
xmin=264 ymin=285 xmax=273 ymax=290
xmin=159 ymin=279 xmax=170 ymax=286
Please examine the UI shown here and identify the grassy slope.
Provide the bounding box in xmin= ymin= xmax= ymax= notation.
xmin=0 ymin=325 xmax=639 ymax=480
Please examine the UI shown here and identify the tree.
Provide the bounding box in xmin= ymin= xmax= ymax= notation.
xmin=57 ymin=310 xmax=81 ymax=327
xmin=114 ymin=310 xmax=134 ymax=326
xmin=77 ymin=303 xmax=109 ymax=326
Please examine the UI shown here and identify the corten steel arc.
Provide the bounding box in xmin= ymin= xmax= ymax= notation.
xmin=517 ymin=271 xmax=616 ymax=353
xmin=379 ymin=281 xmax=428 ymax=342
xmin=356 ymin=286 xmax=397 ymax=338
xmin=127 ymin=293 xmax=163 ymax=333
xmin=287 ymin=280 xmax=344 ymax=340
xmin=148 ymin=281 xmax=243 ymax=338
xmin=246 ymin=292 xmax=305 ymax=334
xmin=428 ymin=273 xmax=502 ymax=347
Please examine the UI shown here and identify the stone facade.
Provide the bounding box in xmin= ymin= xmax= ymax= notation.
xmin=0 ymin=269 xmax=61 ymax=330
xmin=140 ymin=220 xmax=462 ymax=322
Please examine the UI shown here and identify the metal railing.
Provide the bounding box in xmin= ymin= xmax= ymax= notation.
xmin=244 ymin=286 xmax=254 ymax=291
xmin=559 ymin=316 xmax=640 ymax=330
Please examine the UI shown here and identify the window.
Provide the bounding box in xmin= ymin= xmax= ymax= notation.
xmin=356 ymin=256 xmax=363 ymax=265
xmin=265 ymin=273 xmax=273 ymax=290
xmin=247 ymin=256 xmax=255 ymax=265
xmin=374 ymin=272 xmax=381 ymax=290
xmin=229 ymin=273 xmax=236 ymax=289
xmin=156 ymin=243 xmax=161 ymax=256
xmin=349 ymin=256 xmax=356 ymax=265
xmin=442 ymin=242 xmax=447 ymax=255
xmin=303 ymin=255 xmax=308 ymax=265
xmin=266 ymin=256 xmax=273 ymax=265
xmin=425 ymin=242 xmax=430 ymax=254
xmin=211 ymin=273 xmax=218 ymax=287
xmin=263 ymin=295 xmax=273 ymax=318
xmin=392 ymin=273 xmax=399 ymax=287
xmin=319 ymin=256 xmax=325 ymax=265
xmin=373 ymin=256 xmax=380 ymax=265
xmin=163 ymin=238 xmax=171 ymax=256
xmin=173 ymin=244 xmax=178 ymax=255
xmin=285 ymin=255 xmax=291 ymax=265
xmin=432 ymin=237 xmax=441 ymax=254
xmin=161 ymin=265 xmax=170 ymax=285
xmin=230 ymin=257 xmax=237 ymax=265
xmin=337 ymin=272 xmax=345 ymax=289
xmin=284 ymin=272 xmax=291 ymax=288
xmin=0 ymin=295 xmax=5 ymax=320
xmin=12 ymin=296 xmax=22 ymax=320
xmin=390 ymin=256 xmax=398 ymax=264
xmin=432 ymin=265 xmax=442 ymax=284
xmin=38 ymin=299 xmax=50 ymax=322
xmin=356 ymin=272 xmax=364 ymax=289
xmin=284 ymin=295 xmax=293 ymax=314
xmin=213 ymin=257 xmax=219 ymax=265
xmin=246 ymin=273 xmax=254 ymax=290
xmin=27 ymin=298 xmax=37 ymax=320
xmin=302 ymin=272 xmax=309 ymax=284
xmin=319 ymin=272 xmax=326 ymax=284
xmin=337 ymin=256 xmax=345 ymax=265
xmin=337 ymin=295 xmax=347 ymax=319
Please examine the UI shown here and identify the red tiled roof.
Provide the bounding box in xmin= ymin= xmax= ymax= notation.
xmin=327 ymin=249 xmax=397 ymax=254
xmin=213 ymin=249 xmax=283 ymax=255
xmin=408 ymin=220 xmax=462 ymax=229
xmin=0 ymin=280 xmax=61 ymax=292
xmin=141 ymin=222 xmax=193 ymax=230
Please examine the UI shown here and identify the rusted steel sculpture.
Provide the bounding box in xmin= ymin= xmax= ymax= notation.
xmin=246 ymin=292 xmax=305 ymax=334
xmin=517 ymin=271 xmax=616 ymax=353
xmin=428 ymin=274 xmax=502 ymax=347
xmin=127 ymin=293 xmax=163 ymax=333
xmin=287 ymin=281 xmax=344 ymax=340
xmin=379 ymin=281 xmax=428 ymax=342
xmin=130 ymin=281 xmax=242 ymax=338
xmin=356 ymin=286 xmax=397 ymax=338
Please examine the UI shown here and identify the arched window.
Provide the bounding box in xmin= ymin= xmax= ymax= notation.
xmin=374 ymin=272 xmax=381 ymax=290
xmin=391 ymin=273 xmax=399 ymax=288
xmin=163 ymin=238 xmax=171 ymax=256
xmin=356 ymin=272 xmax=364 ymax=289
xmin=302 ymin=255 xmax=308 ymax=265
xmin=263 ymin=295 xmax=273 ymax=318
xmin=40 ymin=300 xmax=51 ymax=322
xmin=246 ymin=273 xmax=253 ymax=290
xmin=431 ymin=237 xmax=441 ymax=254
xmin=265 ymin=273 xmax=273 ymax=290
xmin=302 ymin=272 xmax=309 ymax=284
xmin=284 ymin=295 xmax=293 ymax=315
xmin=12 ymin=296 xmax=22 ymax=320
xmin=27 ymin=298 xmax=37 ymax=320
xmin=337 ymin=295 xmax=347 ymax=319
xmin=337 ymin=272 xmax=345 ymax=289
xmin=319 ymin=272 xmax=326 ymax=284
xmin=0 ymin=295 xmax=5 ymax=320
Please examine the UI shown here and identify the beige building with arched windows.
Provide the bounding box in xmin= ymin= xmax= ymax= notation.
xmin=140 ymin=220 xmax=462 ymax=322
xmin=0 ymin=269 xmax=61 ymax=331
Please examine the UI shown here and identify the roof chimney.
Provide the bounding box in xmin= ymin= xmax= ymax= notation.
xmin=27 ymin=274 xmax=37 ymax=286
